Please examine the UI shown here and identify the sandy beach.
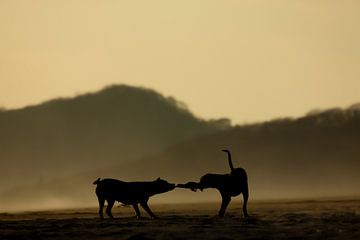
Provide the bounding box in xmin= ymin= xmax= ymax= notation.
xmin=1 ymin=199 xmax=360 ymax=240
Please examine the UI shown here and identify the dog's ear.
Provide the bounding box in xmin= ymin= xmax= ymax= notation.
xmin=156 ymin=177 xmax=161 ymax=181
xmin=93 ymin=178 xmax=101 ymax=185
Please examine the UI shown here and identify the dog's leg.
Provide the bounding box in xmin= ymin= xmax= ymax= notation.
xmin=218 ymin=194 xmax=231 ymax=217
xmin=242 ymin=187 xmax=249 ymax=217
xmin=105 ymin=199 xmax=115 ymax=219
xmin=132 ymin=204 xmax=141 ymax=220
xmin=97 ymin=197 xmax=105 ymax=220
xmin=140 ymin=202 xmax=157 ymax=219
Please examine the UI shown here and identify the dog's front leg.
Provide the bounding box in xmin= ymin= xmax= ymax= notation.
xmin=132 ymin=204 xmax=141 ymax=220
xmin=140 ymin=202 xmax=157 ymax=219
xmin=218 ymin=194 xmax=231 ymax=217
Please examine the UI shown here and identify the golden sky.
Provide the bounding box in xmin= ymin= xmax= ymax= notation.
xmin=1 ymin=0 xmax=359 ymax=123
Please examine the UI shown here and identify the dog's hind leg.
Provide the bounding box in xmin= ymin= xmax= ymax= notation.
xmin=105 ymin=199 xmax=115 ymax=219
xmin=218 ymin=194 xmax=231 ymax=217
xmin=242 ymin=186 xmax=249 ymax=217
xmin=97 ymin=197 xmax=105 ymax=220
xmin=140 ymin=202 xmax=157 ymax=219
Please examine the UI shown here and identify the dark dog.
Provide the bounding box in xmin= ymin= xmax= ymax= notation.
xmin=177 ymin=149 xmax=249 ymax=217
xmin=93 ymin=177 xmax=175 ymax=220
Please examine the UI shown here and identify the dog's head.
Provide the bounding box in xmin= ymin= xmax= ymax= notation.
xmin=198 ymin=174 xmax=216 ymax=191
xmin=152 ymin=178 xmax=176 ymax=194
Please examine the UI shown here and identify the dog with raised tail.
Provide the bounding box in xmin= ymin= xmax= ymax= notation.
xmin=176 ymin=149 xmax=249 ymax=217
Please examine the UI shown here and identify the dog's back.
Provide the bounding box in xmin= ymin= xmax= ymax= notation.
xmin=229 ymin=167 xmax=248 ymax=196
xmin=94 ymin=178 xmax=130 ymax=203
xmin=94 ymin=178 xmax=175 ymax=204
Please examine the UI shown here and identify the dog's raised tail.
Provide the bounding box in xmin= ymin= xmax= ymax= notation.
xmin=222 ymin=149 xmax=234 ymax=171
xmin=93 ymin=178 xmax=101 ymax=185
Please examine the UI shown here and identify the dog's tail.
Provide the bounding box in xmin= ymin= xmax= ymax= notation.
xmin=222 ymin=149 xmax=234 ymax=171
xmin=93 ymin=178 xmax=101 ymax=185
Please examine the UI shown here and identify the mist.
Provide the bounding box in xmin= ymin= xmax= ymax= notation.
xmin=0 ymin=85 xmax=359 ymax=212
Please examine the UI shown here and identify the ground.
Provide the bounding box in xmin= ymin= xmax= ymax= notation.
xmin=1 ymin=200 xmax=360 ymax=240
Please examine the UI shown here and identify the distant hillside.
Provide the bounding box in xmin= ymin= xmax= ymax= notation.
xmin=0 ymin=85 xmax=226 ymax=192
xmin=156 ymin=106 xmax=360 ymax=199
xmin=94 ymin=106 xmax=360 ymax=201
xmin=1 ymin=104 xmax=359 ymax=211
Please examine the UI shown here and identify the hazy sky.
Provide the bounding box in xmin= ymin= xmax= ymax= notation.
xmin=1 ymin=0 xmax=359 ymax=123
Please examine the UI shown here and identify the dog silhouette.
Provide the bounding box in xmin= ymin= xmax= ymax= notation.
xmin=93 ymin=177 xmax=175 ymax=220
xmin=177 ymin=149 xmax=249 ymax=217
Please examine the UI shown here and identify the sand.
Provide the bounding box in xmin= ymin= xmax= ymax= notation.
xmin=1 ymin=200 xmax=360 ymax=240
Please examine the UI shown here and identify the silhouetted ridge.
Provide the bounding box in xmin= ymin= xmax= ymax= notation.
xmin=0 ymin=85 xmax=224 ymax=193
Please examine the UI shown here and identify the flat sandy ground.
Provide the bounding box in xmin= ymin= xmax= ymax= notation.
xmin=1 ymin=200 xmax=360 ymax=240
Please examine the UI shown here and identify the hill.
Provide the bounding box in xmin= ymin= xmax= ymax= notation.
xmin=0 ymin=85 xmax=226 ymax=193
